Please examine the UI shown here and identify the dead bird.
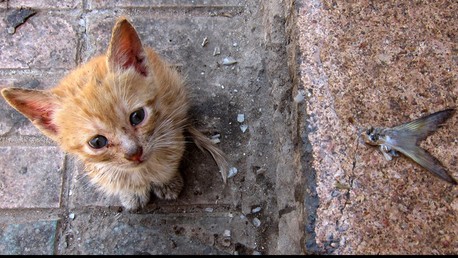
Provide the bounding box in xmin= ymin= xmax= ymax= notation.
xmin=362 ymin=108 xmax=457 ymax=185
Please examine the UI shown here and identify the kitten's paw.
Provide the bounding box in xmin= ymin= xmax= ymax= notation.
xmin=152 ymin=173 xmax=183 ymax=200
xmin=119 ymin=192 xmax=150 ymax=211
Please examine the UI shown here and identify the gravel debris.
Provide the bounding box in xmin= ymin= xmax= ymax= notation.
xmin=210 ymin=134 xmax=221 ymax=144
xmin=222 ymin=57 xmax=237 ymax=65
xmin=240 ymin=124 xmax=248 ymax=133
xmin=294 ymin=90 xmax=305 ymax=103
xmin=213 ymin=47 xmax=221 ymax=56
xmin=201 ymin=37 xmax=208 ymax=47
xmin=228 ymin=167 xmax=238 ymax=178
xmin=237 ymin=113 xmax=245 ymax=123
xmin=251 ymin=207 xmax=261 ymax=214
xmin=252 ymin=218 xmax=261 ymax=227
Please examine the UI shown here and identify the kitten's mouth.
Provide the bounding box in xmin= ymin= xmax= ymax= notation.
xmin=127 ymin=155 xmax=147 ymax=166
xmin=122 ymin=159 xmax=146 ymax=169
xmin=124 ymin=147 xmax=144 ymax=165
xmin=131 ymin=159 xmax=144 ymax=165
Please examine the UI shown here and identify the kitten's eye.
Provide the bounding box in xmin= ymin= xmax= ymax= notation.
xmin=130 ymin=108 xmax=145 ymax=126
xmin=88 ymin=135 xmax=108 ymax=149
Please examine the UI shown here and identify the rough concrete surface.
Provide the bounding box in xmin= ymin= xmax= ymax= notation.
xmin=0 ymin=0 xmax=456 ymax=255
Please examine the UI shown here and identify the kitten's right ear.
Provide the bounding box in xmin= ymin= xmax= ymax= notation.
xmin=1 ymin=88 xmax=59 ymax=138
xmin=107 ymin=17 xmax=148 ymax=76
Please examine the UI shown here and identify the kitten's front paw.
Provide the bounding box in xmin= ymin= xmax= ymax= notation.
xmin=152 ymin=173 xmax=183 ymax=200
xmin=119 ymin=192 xmax=150 ymax=211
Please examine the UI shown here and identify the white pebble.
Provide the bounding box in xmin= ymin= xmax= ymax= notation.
xmin=251 ymin=207 xmax=261 ymax=213
xmin=213 ymin=47 xmax=221 ymax=56
xmin=294 ymin=92 xmax=305 ymax=103
xmin=210 ymin=138 xmax=220 ymax=144
xmin=222 ymin=57 xmax=237 ymax=65
xmin=240 ymin=125 xmax=248 ymax=133
xmin=223 ymin=229 xmax=231 ymax=237
xmin=237 ymin=114 xmax=245 ymax=123
xmin=228 ymin=167 xmax=238 ymax=178
xmin=252 ymin=218 xmax=261 ymax=227
xmin=69 ymin=213 xmax=75 ymax=220
xmin=201 ymin=37 xmax=208 ymax=47
xmin=204 ymin=207 xmax=214 ymax=213
xmin=7 ymin=27 xmax=15 ymax=34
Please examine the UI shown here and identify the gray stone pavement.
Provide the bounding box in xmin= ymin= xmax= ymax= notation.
xmin=0 ymin=0 xmax=302 ymax=255
xmin=0 ymin=0 xmax=457 ymax=255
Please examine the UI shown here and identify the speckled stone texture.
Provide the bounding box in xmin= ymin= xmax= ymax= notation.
xmin=0 ymin=0 xmax=301 ymax=255
xmin=0 ymin=146 xmax=64 ymax=208
xmin=297 ymin=0 xmax=457 ymax=254
xmin=0 ymin=220 xmax=58 ymax=255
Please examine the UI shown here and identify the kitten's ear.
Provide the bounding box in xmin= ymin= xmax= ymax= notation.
xmin=1 ymin=88 xmax=59 ymax=138
xmin=107 ymin=18 xmax=148 ymax=76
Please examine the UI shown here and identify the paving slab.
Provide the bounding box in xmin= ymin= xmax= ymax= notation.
xmin=0 ymin=146 xmax=64 ymax=208
xmin=57 ymin=209 xmax=260 ymax=255
xmin=0 ymin=219 xmax=58 ymax=255
xmin=8 ymin=0 xmax=82 ymax=9
xmin=0 ymin=10 xmax=79 ymax=69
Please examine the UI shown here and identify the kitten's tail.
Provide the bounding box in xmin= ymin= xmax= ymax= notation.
xmin=187 ymin=126 xmax=228 ymax=183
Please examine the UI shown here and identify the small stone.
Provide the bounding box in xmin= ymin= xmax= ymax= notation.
xmin=252 ymin=251 xmax=262 ymax=255
xmin=69 ymin=213 xmax=75 ymax=220
xmin=240 ymin=125 xmax=248 ymax=133
xmin=204 ymin=207 xmax=214 ymax=213
xmin=201 ymin=37 xmax=208 ymax=47
xmin=223 ymin=229 xmax=231 ymax=237
xmin=7 ymin=27 xmax=15 ymax=34
xmin=210 ymin=138 xmax=220 ymax=144
xmin=222 ymin=57 xmax=237 ymax=65
xmin=252 ymin=218 xmax=261 ymax=227
xmin=210 ymin=134 xmax=221 ymax=144
xmin=213 ymin=47 xmax=221 ymax=56
xmin=294 ymin=90 xmax=305 ymax=103
xmin=228 ymin=167 xmax=238 ymax=178
xmin=251 ymin=207 xmax=261 ymax=214
xmin=256 ymin=167 xmax=266 ymax=175
xmin=237 ymin=114 xmax=245 ymax=123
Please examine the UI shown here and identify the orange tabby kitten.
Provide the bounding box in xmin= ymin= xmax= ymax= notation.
xmin=1 ymin=17 xmax=228 ymax=211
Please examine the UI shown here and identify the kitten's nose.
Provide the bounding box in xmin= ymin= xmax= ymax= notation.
xmin=125 ymin=146 xmax=143 ymax=162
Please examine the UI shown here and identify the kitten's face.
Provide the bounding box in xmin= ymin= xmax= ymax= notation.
xmin=57 ymin=67 xmax=157 ymax=169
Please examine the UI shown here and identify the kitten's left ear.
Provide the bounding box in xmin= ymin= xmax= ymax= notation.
xmin=107 ymin=17 xmax=148 ymax=76
xmin=1 ymin=88 xmax=60 ymax=139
